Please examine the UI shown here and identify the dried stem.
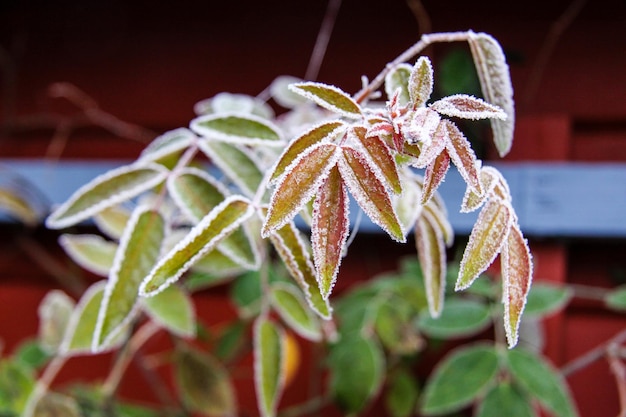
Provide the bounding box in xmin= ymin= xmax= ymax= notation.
xmin=305 ymin=0 xmax=342 ymax=81
xmin=405 ymin=0 xmax=432 ymax=37
xmin=561 ymin=328 xmax=626 ymax=377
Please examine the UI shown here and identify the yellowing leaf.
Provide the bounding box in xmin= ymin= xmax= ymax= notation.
xmin=289 ymin=82 xmax=362 ymax=119
xmin=414 ymin=212 xmax=446 ymax=317
xmin=37 ymin=290 xmax=75 ymax=354
xmin=143 ymin=284 xmax=196 ymax=338
xmin=408 ymin=56 xmax=434 ymax=108
xmin=254 ymin=317 xmax=285 ymax=417
xmin=59 ymin=234 xmax=117 ymax=277
xmin=421 ymin=151 xmax=450 ymax=205
xmin=501 ymin=222 xmax=533 ymax=348
xmin=351 ymin=126 xmax=402 ymax=194
xmin=424 ymin=202 xmax=454 ymax=248
xmin=468 ymin=31 xmax=515 ymax=157
xmin=0 ymin=187 xmax=40 ymax=226
xmin=46 ymin=163 xmax=168 ymax=229
xmin=430 ymin=94 xmax=506 ymax=120
xmin=457 ymin=200 xmax=512 ymax=290
xmin=444 ymin=120 xmax=481 ymax=194
xmin=191 ymin=112 xmax=283 ymax=146
xmin=338 ymin=146 xmax=404 ymax=242
xmin=93 ymin=205 xmax=131 ymax=240
xmin=262 ymin=143 xmax=340 ymax=237
xmin=312 ymin=166 xmax=349 ymax=299
xmin=140 ymin=196 xmax=254 ymax=297
xmin=384 ymin=63 xmax=412 ymax=105
xmin=271 ymin=282 xmax=322 ymax=341
xmin=270 ymin=120 xmax=345 ymax=184
xmin=93 ymin=207 xmax=165 ymax=351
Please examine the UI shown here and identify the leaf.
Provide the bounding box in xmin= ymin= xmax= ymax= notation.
xmin=430 ymin=94 xmax=506 ymax=120
xmin=375 ymin=300 xmax=423 ymax=355
xmin=143 ymin=284 xmax=196 ymax=338
xmin=457 ymin=200 xmax=512 ymax=290
xmin=461 ymin=166 xmax=499 ymax=213
xmin=198 ymin=140 xmax=265 ymax=198
xmin=385 ymin=369 xmax=420 ymax=417
xmin=605 ymin=285 xmax=626 ymax=311
xmin=190 ymin=250 xmax=246 ymax=281
xmin=444 ymin=120 xmax=481 ymax=194
xmin=59 ymin=234 xmax=117 ymax=276
xmin=33 ymin=392 xmax=80 ymax=417
xmin=351 ymin=125 xmax=402 ymax=194
xmin=46 ymin=163 xmax=168 ymax=229
xmin=13 ymin=341 xmax=50 ymax=370
xmin=270 ymin=75 xmax=307 ymax=108
xmin=414 ymin=213 xmax=446 ymax=317
xmin=93 ymin=207 xmax=165 ymax=351
xmin=506 ymin=348 xmax=578 ymax=417
xmin=93 ymin=205 xmax=131 ymax=239
xmin=37 ymin=290 xmax=75 ymax=354
xmin=175 ymin=345 xmax=237 ymax=417
xmin=289 ymin=82 xmax=362 ymax=119
xmin=269 ymin=222 xmax=332 ymax=319
xmin=476 ymin=383 xmax=536 ymax=417
xmin=138 ymin=127 xmax=196 ymax=164
xmin=329 ymin=335 xmax=384 ymax=414
xmin=190 ymin=112 xmax=283 ymax=146
xmin=262 ymin=143 xmax=340 ymax=237
xmin=412 ymin=117 xmax=447 ymax=168
xmin=421 ymin=151 xmax=450 ymax=205
xmin=393 ymin=169 xmax=423 ymax=237
xmin=408 ymin=56 xmax=434 ymax=108
xmin=525 ymin=283 xmax=572 ymax=317
xmin=404 ymin=107 xmax=441 ymax=148
xmin=417 ymin=298 xmax=491 ymax=339
xmin=420 ymin=344 xmax=499 ymax=415
xmin=254 ymin=317 xmax=285 ymax=417
xmin=423 ymin=202 xmax=454 ymax=247
xmin=215 ymin=321 xmax=247 ymax=362
xmin=231 ymin=270 xmax=262 ymax=318
xmin=271 ymin=282 xmax=321 ymax=341
xmin=311 ymin=166 xmax=349 ymax=299
xmin=270 ymin=120 xmax=345 ymax=184
xmin=0 ymin=359 xmax=35 ymax=415
xmin=0 ymin=187 xmax=40 ymax=226
xmin=140 ymin=196 xmax=254 ymax=297
xmin=338 ymin=146 xmax=404 ymax=242
xmin=501 ymin=222 xmax=533 ymax=347
xmin=385 ymin=63 xmax=412 ymax=105
xmin=468 ymin=31 xmax=515 ymax=157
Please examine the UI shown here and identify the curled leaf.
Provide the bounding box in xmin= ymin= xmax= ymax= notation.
xmin=430 ymin=94 xmax=506 ymax=120
xmin=191 ymin=112 xmax=283 ymax=146
xmin=408 ymin=56 xmax=434 ymax=108
xmin=289 ymin=82 xmax=362 ymax=119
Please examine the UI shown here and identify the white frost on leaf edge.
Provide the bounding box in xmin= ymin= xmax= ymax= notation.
xmin=59 ymin=234 xmax=117 ymax=277
xmin=138 ymin=128 xmax=196 ymax=164
xmin=270 ymin=282 xmax=322 ymax=342
xmin=288 ymin=82 xmax=363 ymax=120
xmin=190 ymin=112 xmax=285 ymax=147
xmin=167 ymin=167 xmax=230 ymax=224
xmin=430 ymin=94 xmax=507 ymax=121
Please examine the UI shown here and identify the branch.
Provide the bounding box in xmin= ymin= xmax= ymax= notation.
xmin=561 ymin=328 xmax=626 ymax=377
xmin=305 ymin=0 xmax=342 ymax=81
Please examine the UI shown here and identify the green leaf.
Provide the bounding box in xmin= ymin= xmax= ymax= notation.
xmin=421 ymin=344 xmax=499 ymax=415
xmin=189 ymin=251 xmax=245 ymax=283
xmin=605 ymin=285 xmax=626 ymax=312
xmin=476 ymin=382 xmax=536 ymax=417
xmin=215 ymin=321 xmax=247 ymax=362
xmin=59 ymin=234 xmax=117 ymax=277
xmin=46 ymin=163 xmax=168 ymax=229
xmin=191 ymin=113 xmax=283 ymax=146
xmin=140 ymin=196 xmax=253 ymax=296
xmin=13 ymin=340 xmax=50 ymax=371
xmin=175 ymin=345 xmax=237 ymax=417
xmin=93 ymin=204 xmax=131 ymax=240
xmin=289 ymin=82 xmax=362 ymax=119
xmin=468 ymin=31 xmax=515 ymax=157
xmin=385 ymin=369 xmax=420 ymax=417
xmin=418 ymin=298 xmax=491 ymax=340
xmin=143 ymin=284 xmax=196 ymax=337
xmin=457 ymin=200 xmax=512 ymax=290
xmin=93 ymin=207 xmax=165 ymax=351
xmin=0 ymin=359 xmax=35 ymax=415
xmin=415 ymin=212 xmax=447 ymax=317
xmin=408 ymin=56 xmax=434 ymax=108
xmin=329 ymin=335 xmax=384 ymax=414
xmin=254 ymin=317 xmax=285 ymax=417
xmin=506 ymin=348 xmax=578 ymax=417
xmin=138 ymin=127 xmax=196 ymax=164
xmin=231 ymin=270 xmax=262 ymax=318
xmin=271 ymin=282 xmax=321 ymax=341
xmin=385 ymin=63 xmax=412 ymax=105
xmin=37 ymin=290 xmax=75 ymax=354
xmin=375 ymin=300 xmax=423 ymax=355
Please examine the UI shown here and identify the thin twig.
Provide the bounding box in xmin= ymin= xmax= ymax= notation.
xmin=22 ymin=355 xmax=68 ymax=417
xmin=405 ymin=0 xmax=431 ymax=37
xmin=608 ymin=344 xmax=626 ymax=417
xmin=305 ymin=0 xmax=342 ymax=81
xmin=561 ymin=328 xmax=626 ymax=377
xmin=569 ymin=283 xmax=611 ymax=301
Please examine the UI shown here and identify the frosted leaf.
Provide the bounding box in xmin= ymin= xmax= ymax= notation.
xmin=59 ymin=234 xmax=117 ymax=277
xmin=468 ymin=31 xmax=515 ymax=156
xmin=143 ymin=284 xmax=196 ymax=338
xmin=38 ymin=290 xmax=75 ymax=354
xmin=268 ymin=221 xmax=332 ymax=319
xmin=338 ymin=146 xmax=404 ymax=242
xmin=413 ymin=120 xmax=447 ymax=168
xmin=350 ymin=125 xmax=402 ymax=194
xmin=384 ymin=63 xmax=412 ymax=105
xmin=270 ymin=75 xmax=307 ymax=109
xmin=403 ymin=107 xmax=441 ymax=147
xmin=421 ymin=151 xmax=451 ymax=205
xmin=430 ymin=94 xmax=506 ymax=120
xmin=138 ymin=128 xmax=196 ymax=164
xmin=167 ymin=167 xmax=229 ymax=223
xmin=501 ymin=222 xmax=533 ymax=348
xmin=211 ymin=92 xmax=256 ymax=114
xmin=415 ymin=211 xmax=447 ymax=317
xmin=408 ymin=56 xmax=434 ymax=108
xmin=289 ymin=82 xmax=362 ymax=119
xmin=423 ymin=203 xmax=454 ymax=248
xmin=270 ymin=120 xmax=346 ymax=185
xmin=461 ymin=166 xmax=499 ymax=213
xmin=270 ymin=282 xmax=322 ymax=341
xmin=93 ymin=205 xmax=131 ymax=240
xmin=0 ymin=186 xmax=41 ymax=226
xmin=312 ymin=166 xmax=350 ymax=299
xmin=262 ymin=143 xmax=340 ymax=237
xmin=393 ymin=169 xmax=423 ymax=237
xmin=191 ymin=112 xmax=284 ymax=147
xmin=46 ymin=163 xmax=168 ymax=229
xmin=457 ymin=200 xmax=513 ymax=291
xmin=444 ymin=121 xmax=481 ymax=194
xmin=254 ymin=317 xmax=286 ymax=417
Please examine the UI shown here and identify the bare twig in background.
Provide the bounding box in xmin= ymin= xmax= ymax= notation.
xmin=405 ymin=0 xmax=432 ymax=37
xmin=305 ymin=0 xmax=342 ymax=81
xmin=561 ymin=328 xmax=626 ymax=377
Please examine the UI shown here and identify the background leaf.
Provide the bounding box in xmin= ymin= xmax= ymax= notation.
xmin=476 ymin=383 xmax=536 ymax=417
xmin=605 ymin=285 xmax=626 ymax=311
xmin=270 ymin=282 xmax=321 ymax=341
xmin=417 ymin=298 xmax=491 ymax=340
xmin=59 ymin=234 xmax=117 ymax=276
xmin=385 ymin=368 xmax=420 ymax=417
xmin=191 ymin=113 xmax=283 ymax=146
xmin=385 ymin=63 xmax=412 ymax=105
xmin=37 ymin=290 xmax=75 ymax=354
xmin=254 ymin=317 xmax=285 ymax=417
xmin=524 ymin=283 xmax=572 ymax=317
xmin=143 ymin=284 xmax=196 ymax=337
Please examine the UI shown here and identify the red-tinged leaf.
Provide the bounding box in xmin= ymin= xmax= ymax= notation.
xmin=423 ymin=202 xmax=454 ymax=248
xmin=461 ymin=167 xmax=498 ymax=213
xmin=351 ymin=126 xmax=402 ymax=194
xmin=288 ymin=82 xmax=362 ymax=119
xmin=457 ymin=200 xmax=513 ymax=291
xmin=270 ymin=121 xmax=345 ymax=184
xmin=408 ymin=56 xmax=434 ymax=108
xmin=269 ymin=221 xmax=332 ymax=319
xmin=384 ymin=63 xmax=412 ymax=105
xmin=501 ymin=222 xmax=533 ymax=348
xmin=430 ymin=94 xmax=506 ymax=120
xmin=421 ymin=151 xmax=450 ymax=205
xmin=444 ymin=120 xmax=481 ymax=194
xmin=338 ymin=146 xmax=404 ymax=242
xmin=468 ymin=31 xmax=515 ymax=157
xmin=262 ymin=143 xmax=340 ymax=237
xmin=415 ymin=212 xmax=446 ymax=317
xmin=412 ymin=120 xmax=447 ymax=168
xmin=312 ymin=166 xmax=349 ymax=299
xmin=254 ymin=317 xmax=286 ymax=417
